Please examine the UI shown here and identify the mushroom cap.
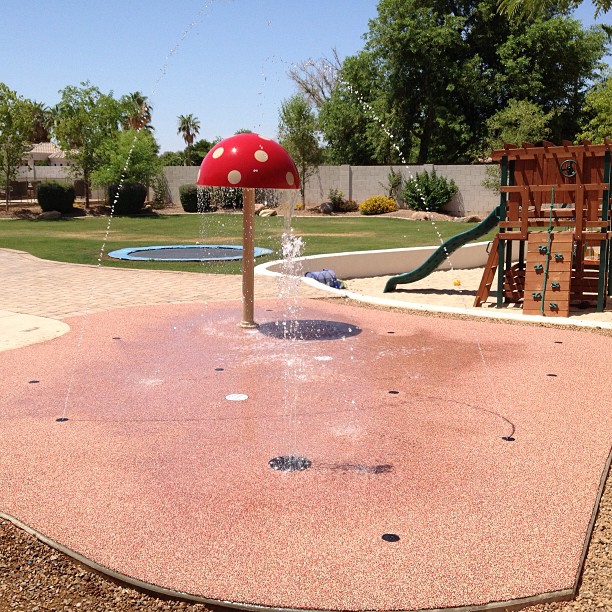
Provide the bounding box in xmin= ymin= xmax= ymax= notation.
xmin=197 ymin=133 xmax=300 ymax=190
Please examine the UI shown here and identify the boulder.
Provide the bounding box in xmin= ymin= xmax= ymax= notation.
xmin=38 ymin=210 xmax=62 ymax=220
xmin=319 ymin=202 xmax=334 ymax=215
xmin=259 ymin=208 xmax=278 ymax=217
xmin=254 ymin=204 xmax=266 ymax=215
xmin=411 ymin=211 xmax=430 ymax=221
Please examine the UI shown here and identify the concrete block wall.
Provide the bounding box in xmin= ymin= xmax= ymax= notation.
xmin=303 ymin=164 xmax=498 ymax=217
xmin=163 ymin=166 xmax=199 ymax=206
xmin=13 ymin=164 xmax=499 ymax=217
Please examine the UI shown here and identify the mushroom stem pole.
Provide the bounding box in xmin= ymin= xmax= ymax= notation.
xmin=240 ymin=188 xmax=257 ymax=329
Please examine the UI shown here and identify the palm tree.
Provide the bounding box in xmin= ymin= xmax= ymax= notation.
xmin=177 ymin=114 xmax=200 ymax=165
xmin=27 ymin=100 xmax=53 ymax=143
xmin=122 ymin=91 xmax=153 ymax=132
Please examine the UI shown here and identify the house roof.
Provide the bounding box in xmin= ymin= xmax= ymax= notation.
xmin=26 ymin=142 xmax=70 ymax=161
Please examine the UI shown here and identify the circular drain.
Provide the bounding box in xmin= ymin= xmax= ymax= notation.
xmin=382 ymin=533 xmax=400 ymax=542
xmin=215 ymin=368 xmax=225 ymax=372
xmin=226 ymin=394 xmax=248 ymax=401
xmin=268 ymin=455 xmax=312 ymax=472
xmin=388 ymin=390 xmax=400 ymax=395
xmin=546 ymin=373 xmax=558 ymax=377
xmin=502 ymin=436 xmax=515 ymax=442
xmin=28 ymin=380 xmax=39 ymax=384
xmin=55 ymin=417 xmax=69 ymax=422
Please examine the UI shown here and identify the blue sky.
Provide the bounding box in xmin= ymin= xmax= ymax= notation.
xmin=0 ymin=0 xmax=608 ymax=153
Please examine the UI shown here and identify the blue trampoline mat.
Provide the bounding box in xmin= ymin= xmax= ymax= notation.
xmin=108 ymin=245 xmax=273 ymax=262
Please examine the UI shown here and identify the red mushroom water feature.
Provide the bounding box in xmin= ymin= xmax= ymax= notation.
xmin=197 ymin=133 xmax=300 ymax=328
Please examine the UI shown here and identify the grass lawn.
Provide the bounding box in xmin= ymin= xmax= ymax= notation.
xmin=0 ymin=213 xmax=496 ymax=274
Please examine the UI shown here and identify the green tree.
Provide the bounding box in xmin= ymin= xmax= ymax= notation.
xmin=159 ymin=150 xmax=185 ymax=166
xmin=484 ymin=99 xmax=554 ymax=151
xmin=577 ymin=75 xmax=612 ymax=142
xmin=278 ymin=94 xmax=324 ymax=207
xmin=93 ymin=129 xmax=161 ymax=187
xmin=177 ymin=114 xmax=200 ymax=165
xmin=0 ymin=83 xmax=33 ymax=211
xmin=54 ymin=81 xmax=122 ymax=208
xmin=317 ymin=0 xmax=607 ymax=164
xmin=498 ymin=0 xmax=610 ymax=19
xmin=319 ymin=52 xmax=396 ymax=165
xmin=495 ymin=17 xmax=608 ymax=142
xmin=481 ymin=98 xmax=554 ymax=192
xmin=190 ymin=137 xmax=219 ymax=166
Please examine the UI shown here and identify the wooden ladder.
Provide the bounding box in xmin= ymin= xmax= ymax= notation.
xmin=473 ymin=236 xmax=499 ymax=307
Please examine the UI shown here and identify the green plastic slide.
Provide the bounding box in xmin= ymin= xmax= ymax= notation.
xmin=383 ymin=206 xmax=500 ymax=292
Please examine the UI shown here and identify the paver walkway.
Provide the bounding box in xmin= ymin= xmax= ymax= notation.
xmin=0 ymin=248 xmax=324 ymax=319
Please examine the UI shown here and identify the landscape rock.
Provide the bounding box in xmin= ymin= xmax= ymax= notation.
xmin=259 ymin=208 xmax=277 ymax=217
xmin=254 ymin=204 xmax=265 ymax=215
xmin=319 ymin=202 xmax=334 ymax=215
xmin=38 ymin=210 xmax=62 ymax=220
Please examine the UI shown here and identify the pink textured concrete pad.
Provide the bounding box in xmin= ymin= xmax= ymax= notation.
xmin=1 ymin=299 xmax=611 ymax=611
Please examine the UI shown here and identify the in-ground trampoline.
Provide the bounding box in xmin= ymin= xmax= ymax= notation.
xmin=108 ymin=244 xmax=273 ymax=262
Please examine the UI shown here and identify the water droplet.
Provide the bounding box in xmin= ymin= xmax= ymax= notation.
xmin=226 ymin=393 xmax=248 ymax=401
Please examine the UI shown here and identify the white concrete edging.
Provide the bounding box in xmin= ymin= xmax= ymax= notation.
xmin=256 ymin=240 xmax=492 ymax=280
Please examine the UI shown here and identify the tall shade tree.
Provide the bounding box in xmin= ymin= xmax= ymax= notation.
xmin=0 ymin=83 xmax=34 ymax=211
xmin=318 ymin=52 xmax=390 ymax=165
xmin=121 ymin=91 xmax=153 ymax=132
xmin=484 ymin=99 xmax=554 ymax=151
xmin=577 ymin=75 xmax=612 ymax=142
xmin=54 ymin=81 xmax=122 ymax=208
xmin=287 ymin=49 xmax=342 ymax=110
xmin=318 ymin=0 xmax=607 ymax=164
xmin=495 ymin=16 xmax=608 ymax=142
xmin=177 ymin=114 xmax=200 ymax=166
xmin=278 ymin=94 xmax=323 ymax=207
xmin=498 ymin=0 xmax=610 ymax=18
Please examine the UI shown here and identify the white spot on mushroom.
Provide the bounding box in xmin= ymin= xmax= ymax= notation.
xmin=212 ymin=147 xmax=224 ymax=159
xmin=286 ymin=172 xmax=295 ymax=186
xmin=228 ymin=170 xmax=241 ymax=185
xmin=254 ymin=150 xmax=269 ymax=163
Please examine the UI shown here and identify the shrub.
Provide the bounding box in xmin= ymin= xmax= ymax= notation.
xmin=151 ymin=171 xmax=172 ymax=209
xmin=36 ymin=182 xmax=75 ymax=214
xmin=359 ymin=195 xmax=398 ymax=216
xmin=334 ymin=199 xmax=358 ymax=213
xmin=179 ymin=184 xmax=199 ymax=212
xmin=403 ymin=169 xmax=458 ymax=213
xmin=108 ymin=183 xmax=147 ymax=216
xmin=328 ymin=188 xmax=358 ymax=213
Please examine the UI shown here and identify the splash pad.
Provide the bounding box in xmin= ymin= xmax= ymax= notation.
xmin=2 ymin=297 xmax=611 ymax=610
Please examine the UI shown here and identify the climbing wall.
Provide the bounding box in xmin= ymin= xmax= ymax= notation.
xmin=523 ymin=232 xmax=574 ymax=317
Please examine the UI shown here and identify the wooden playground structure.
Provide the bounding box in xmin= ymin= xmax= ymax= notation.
xmin=474 ymin=140 xmax=612 ymax=316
